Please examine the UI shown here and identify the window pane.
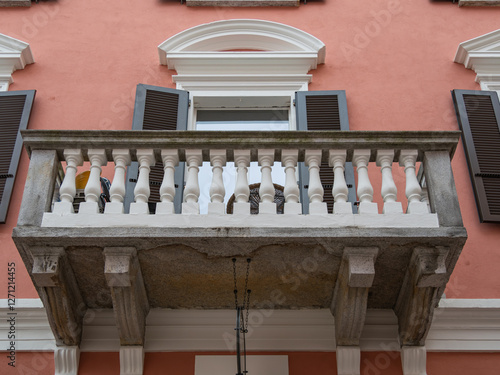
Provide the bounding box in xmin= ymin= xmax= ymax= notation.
xmin=196 ymin=110 xmax=289 ymax=214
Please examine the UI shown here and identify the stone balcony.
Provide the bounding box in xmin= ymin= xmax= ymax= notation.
xmin=13 ymin=130 xmax=467 ymax=356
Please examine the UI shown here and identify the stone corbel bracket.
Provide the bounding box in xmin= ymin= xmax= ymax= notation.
xmin=331 ymin=247 xmax=378 ymax=375
xmin=395 ymin=246 xmax=449 ymax=347
xmin=30 ymin=247 xmax=86 ymax=347
xmin=331 ymin=246 xmax=379 ymax=346
xmin=104 ymin=247 xmax=150 ymax=346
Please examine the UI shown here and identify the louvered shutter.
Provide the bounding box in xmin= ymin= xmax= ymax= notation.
xmin=452 ymin=89 xmax=500 ymax=223
xmin=296 ymin=91 xmax=355 ymax=214
xmin=0 ymin=90 xmax=35 ymax=224
xmin=125 ymin=84 xmax=189 ymax=214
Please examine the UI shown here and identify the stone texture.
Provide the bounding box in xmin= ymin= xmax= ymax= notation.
xmin=423 ymin=151 xmax=463 ymax=227
xmin=395 ymin=246 xmax=449 ymax=346
xmin=104 ymin=247 xmax=149 ymax=346
xmin=0 ymin=0 xmax=31 ymax=6
xmin=186 ymin=0 xmax=299 ymax=6
xmin=30 ymin=247 xmax=86 ymax=346
xmin=331 ymin=247 xmax=378 ymax=346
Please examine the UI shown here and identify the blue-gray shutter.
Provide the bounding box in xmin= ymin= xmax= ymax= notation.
xmin=125 ymin=84 xmax=189 ymax=213
xmin=452 ymin=89 xmax=500 ymax=223
xmin=0 ymin=90 xmax=35 ymax=224
xmin=296 ymin=90 xmax=356 ymax=214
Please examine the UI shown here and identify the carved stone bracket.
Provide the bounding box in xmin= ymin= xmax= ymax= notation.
xmin=104 ymin=247 xmax=149 ymax=346
xmin=331 ymin=247 xmax=379 ymax=346
xmin=395 ymin=246 xmax=449 ymax=347
xmin=30 ymin=247 xmax=86 ymax=347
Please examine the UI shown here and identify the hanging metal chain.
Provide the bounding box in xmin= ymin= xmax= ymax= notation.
xmin=232 ymin=257 xmax=252 ymax=332
xmin=232 ymin=258 xmax=238 ymax=310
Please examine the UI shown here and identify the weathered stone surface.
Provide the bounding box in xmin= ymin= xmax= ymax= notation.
xmin=423 ymin=151 xmax=463 ymax=228
xmin=331 ymin=247 xmax=378 ymax=346
xmin=18 ymin=150 xmax=59 ymax=227
xmin=104 ymin=247 xmax=149 ymax=346
xmin=186 ymin=0 xmax=299 ymax=6
xmin=395 ymin=246 xmax=449 ymax=347
xmin=0 ymin=0 xmax=31 ymax=6
xmin=30 ymin=247 xmax=86 ymax=346
xmin=458 ymin=0 xmax=500 ymax=5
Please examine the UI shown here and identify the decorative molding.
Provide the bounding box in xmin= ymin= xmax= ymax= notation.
xmin=158 ymin=19 xmax=324 ymax=92
xmin=0 ymin=33 xmax=34 ymax=91
xmin=120 ymin=346 xmax=144 ymax=375
xmin=2 ymin=299 xmax=500 ymax=352
xmin=336 ymin=346 xmax=361 ymax=375
xmin=401 ymin=346 xmax=427 ymax=375
xmin=454 ymin=29 xmax=500 ymax=89
xmin=54 ymin=346 xmax=80 ymax=375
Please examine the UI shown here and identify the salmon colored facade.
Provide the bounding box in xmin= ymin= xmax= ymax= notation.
xmin=1 ymin=0 xmax=500 ymax=374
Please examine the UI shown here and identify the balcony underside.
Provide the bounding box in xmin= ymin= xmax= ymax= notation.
xmin=13 ymin=225 xmax=466 ymax=310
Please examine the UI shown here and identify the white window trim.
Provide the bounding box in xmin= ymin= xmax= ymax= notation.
xmin=158 ymin=19 xmax=326 ymax=130
xmin=454 ymin=28 xmax=500 ymax=94
xmin=0 ymin=33 xmax=34 ymax=91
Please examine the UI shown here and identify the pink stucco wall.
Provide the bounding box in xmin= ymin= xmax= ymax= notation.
xmin=2 ymin=0 xmax=496 ymax=300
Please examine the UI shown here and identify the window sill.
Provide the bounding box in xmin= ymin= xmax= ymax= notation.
xmin=185 ymin=0 xmax=299 ymax=6
xmin=458 ymin=0 xmax=500 ymax=6
xmin=0 ymin=0 xmax=31 ymax=7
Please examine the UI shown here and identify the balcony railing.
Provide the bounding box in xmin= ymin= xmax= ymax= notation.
xmin=18 ymin=130 xmax=462 ymax=229
xmin=13 ymin=129 xmax=467 ymax=353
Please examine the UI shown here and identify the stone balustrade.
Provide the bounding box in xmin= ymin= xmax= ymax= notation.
xmin=19 ymin=130 xmax=463 ymax=229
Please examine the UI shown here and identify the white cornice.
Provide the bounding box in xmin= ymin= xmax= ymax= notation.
xmin=157 ymin=19 xmax=325 ymax=90
xmin=0 ymin=33 xmax=34 ymax=90
xmin=454 ymin=29 xmax=500 ymax=87
xmin=2 ymin=299 xmax=500 ymax=352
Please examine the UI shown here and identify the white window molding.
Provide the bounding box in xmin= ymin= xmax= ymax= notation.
xmin=0 ymin=33 xmax=34 ymax=91
xmin=454 ymin=29 xmax=500 ymax=94
xmin=158 ymin=19 xmax=325 ymax=93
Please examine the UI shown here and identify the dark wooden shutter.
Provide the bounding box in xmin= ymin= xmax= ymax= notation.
xmin=0 ymin=90 xmax=35 ymax=224
xmin=296 ymin=91 xmax=355 ymax=214
xmin=452 ymin=89 xmax=500 ymax=223
xmin=125 ymin=84 xmax=189 ymax=213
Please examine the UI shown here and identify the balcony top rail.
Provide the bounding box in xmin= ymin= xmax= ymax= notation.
xmin=21 ymin=130 xmax=461 ymax=162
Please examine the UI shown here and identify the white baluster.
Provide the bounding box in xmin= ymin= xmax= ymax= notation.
xmin=258 ymin=149 xmax=276 ymax=214
xmin=399 ymin=150 xmax=428 ymax=214
xmin=104 ymin=149 xmax=131 ymax=214
xmin=53 ymin=149 xmax=83 ymax=214
xmin=353 ymin=150 xmax=378 ymax=214
xmin=233 ymin=150 xmax=251 ymax=215
xmin=79 ymin=149 xmax=107 ymax=214
xmin=376 ymin=150 xmax=403 ymax=214
xmin=329 ymin=150 xmax=352 ymax=214
xmin=208 ymin=150 xmax=226 ymax=215
xmin=305 ymin=150 xmax=327 ymax=215
xmin=182 ymin=150 xmax=202 ymax=215
xmin=282 ymin=150 xmax=301 ymax=215
xmin=156 ymin=149 xmax=179 ymax=215
xmin=130 ymin=149 xmax=155 ymax=214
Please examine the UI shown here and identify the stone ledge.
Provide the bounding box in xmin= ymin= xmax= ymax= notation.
xmin=458 ymin=0 xmax=500 ymax=6
xmin=186 ymin=0 xmax=298 ymax=6
xmin=0 ymin=0 xmax=31 ymax=6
